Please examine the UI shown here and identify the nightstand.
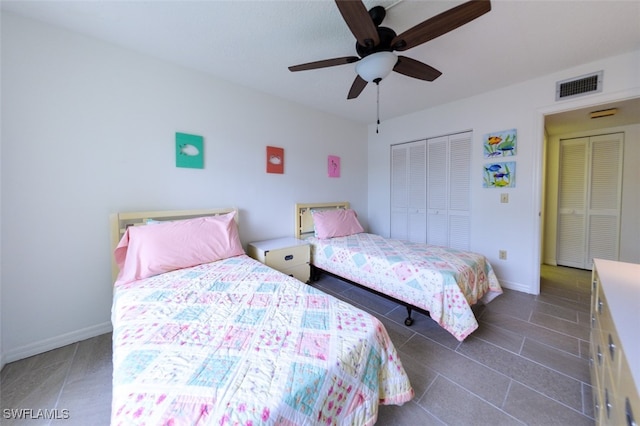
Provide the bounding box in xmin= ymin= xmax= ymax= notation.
xmin=247 ymin=237 xmax=310 ymax=283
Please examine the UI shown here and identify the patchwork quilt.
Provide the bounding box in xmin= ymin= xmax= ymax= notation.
xmin=308 ymin=233 xmax=503 ymax=341
xmin=111 ymin=254 xmax=413 ymax=425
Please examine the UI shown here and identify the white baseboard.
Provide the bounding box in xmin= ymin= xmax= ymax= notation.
xmin=498 ymin=279 xmax=535 ymax=295
xmin=2 ymin=322 xmax=113 ymax=365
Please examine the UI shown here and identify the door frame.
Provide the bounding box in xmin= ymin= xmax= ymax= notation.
xmin=533 ymin=88 xmax=640 ymax=294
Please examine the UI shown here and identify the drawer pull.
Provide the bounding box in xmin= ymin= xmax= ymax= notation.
xmin=597 ymin=345 xmax=603 ymax=365
xmin=605 ymin=389 xmax=612 ymax=419
xmin=626 ymin=397 xmax=635 ymax=426
xmin=598 ymin=299 xmax=604 ymax=314
xmin=608 ymin=334 xmax=616 ymax=360
xmin=592 ymin=315 xmax=596 ymax=327
xmin=284 ymin=255 xmax=294 ymax=261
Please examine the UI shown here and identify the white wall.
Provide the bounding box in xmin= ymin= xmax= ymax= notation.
xmin=0 ymin=13 xmax=368 ymax=365
xmin=367 ymin=50 xmax=640 ymax=294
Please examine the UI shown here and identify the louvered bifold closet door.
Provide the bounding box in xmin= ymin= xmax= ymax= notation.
xmin=427 ymin=137 xmax=448 ymax=246
xmin=557 ymin=138 xmax=588 ymax=268
xmin=390 ymin=144 xmax=409 ymax=241
xmin=586 ymin=134 xmax=623 ymax=268
xmin=557 ymin=133 xmax=623 ymax=269
xmin=447 ymin=132 xmax=471 ymax=250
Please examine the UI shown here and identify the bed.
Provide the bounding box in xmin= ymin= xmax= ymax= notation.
xmin=110 ymin=208 xmax=413 ymax=425
xmin=294 ymin=202 xmax=503 ymax=342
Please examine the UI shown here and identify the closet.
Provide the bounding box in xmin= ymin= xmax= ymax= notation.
xmin=556 ymin=133 xmax=623 ymax=269
xmin=391 ymin=131 xmax=471 ymax=249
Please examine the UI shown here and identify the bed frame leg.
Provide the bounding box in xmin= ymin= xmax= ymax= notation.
xmin=310 ymin=265 xmax=319 ymax=282
xmin=404 ymin=307 xmax=414 ymax=326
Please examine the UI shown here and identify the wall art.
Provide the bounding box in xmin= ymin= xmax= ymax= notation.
xmin=483 ymin=128 xmax=517 ymax=157
xmin=328 ymin=155 xmax=341 ymax=177
xmin=176 ymin=132 xmax=204 ymax=169
xmin=483 ymin=161 xmax=516 ymax=188
xmin=266 ymin=146 xmax=284 ymax=174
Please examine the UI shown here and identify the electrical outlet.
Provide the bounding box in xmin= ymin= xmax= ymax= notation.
xmin=499 ymin=250 xmax=507 ymax=260
xmin=500 ymin=193 xmax=509 ymax=203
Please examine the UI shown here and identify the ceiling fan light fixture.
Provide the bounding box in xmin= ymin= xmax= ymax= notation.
xmin=356 ymin=51 xmax=397 ymax=83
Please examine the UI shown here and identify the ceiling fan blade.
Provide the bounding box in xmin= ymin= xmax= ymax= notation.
xmin=347 ymin=75 xmax=368 ymax=99
xmin=288 ymin=56 xmax=360 ymax=72
xmin=335 ymin=0 xmax=380 ymax=48
xmin=391 ymin=0 xmax=491 ymax=51
xmin=393 ymin=56 xmax=442 ymax=81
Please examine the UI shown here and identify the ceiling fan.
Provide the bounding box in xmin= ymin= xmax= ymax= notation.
xmin=288 ymin=0 xmax=492 ymax=100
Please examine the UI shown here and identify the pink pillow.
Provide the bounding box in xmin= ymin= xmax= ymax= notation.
xmin=114 ymin=212 xmax=244 ymax=284
xmin=312 ymin=208 xmax=364 ymax=239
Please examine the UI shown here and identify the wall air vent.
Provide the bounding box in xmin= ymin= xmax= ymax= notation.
xmin=555 ymin=71 xmax=603 ymax=101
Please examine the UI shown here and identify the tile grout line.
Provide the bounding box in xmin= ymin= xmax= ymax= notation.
xmin=51 ymin=342 xmax=80 ymax=418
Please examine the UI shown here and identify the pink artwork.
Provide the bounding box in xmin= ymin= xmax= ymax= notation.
xmin=328 ymin=155 xmax=340 ymax=178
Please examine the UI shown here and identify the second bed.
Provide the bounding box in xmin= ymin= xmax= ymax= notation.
xmin=295 ymin=202 xmax=503 ymax=342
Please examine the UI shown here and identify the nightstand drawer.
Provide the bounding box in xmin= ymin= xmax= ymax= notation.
xmin=280 ymin=263 xmax=311 ymax=283
xmin=265 ymin=244 xmax=309 ymax=270
xmin=247 ymin=237 xmax=311 ymax=283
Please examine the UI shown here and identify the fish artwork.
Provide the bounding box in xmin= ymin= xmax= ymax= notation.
xmin=483 ymin=161 xmax=515 ymax=188
xmin=179 ymin=144 xmax=200 ymax=156
xmin=483 ymin=129 xmax=517 ymax=157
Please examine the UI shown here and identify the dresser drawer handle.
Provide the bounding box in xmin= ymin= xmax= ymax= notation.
xmin=605 ymin=389 xmax=612 ymax=419
xmin=597 ymin=346 xmax=603 ymax=365
xmin=626 ymin=397 xmax=635 ymax=426
xmin=608 ymin=334 xmax=616 ymax=360
xmin=284 ymin=254 xmax=294 ymax=261
xmin=592 ymin=315 xmax=596 ymax=327
xmin=598 ymin=299 xmax=604 ymax=314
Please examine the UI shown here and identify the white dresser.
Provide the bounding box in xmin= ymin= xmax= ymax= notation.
xmin=247 ymin=237 xmax=310 ymax=283
xmin=590 ymin=259 xmax=639 ymax=425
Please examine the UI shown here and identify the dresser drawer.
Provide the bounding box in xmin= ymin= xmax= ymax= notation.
xmin=265 ymin=244 xmax=310 ymax=270
xmin=595 ymin=288 xmax=615 ymax=341
xmin=617 ymin=351 xmax=640 ymax=426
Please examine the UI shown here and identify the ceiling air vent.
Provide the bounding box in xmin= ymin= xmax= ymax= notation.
xmin=555 ymin=71 xmax=603 ymax=101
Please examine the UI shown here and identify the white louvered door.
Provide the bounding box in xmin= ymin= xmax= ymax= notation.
xmin=390 ymin=140 xmax=426 ymax=243
xmin=426 ymin=132 xmax=471 ymax=249
xmin=407 ymin=142 xmax=427 ymax=243
xmin=586 ymin=134 xmax=623 ymax=266
xmin=557 ymin=138 xmax=588 ymax=268
xmin=557 ymin=133 xmax=623 ymax=269
xmin=447 ymin=132 xmax=471 ymax=250
xmin=427 ymin=137 xmax=448 ymax=246
xmin=390 ymin=144 xmax=409 ymax=241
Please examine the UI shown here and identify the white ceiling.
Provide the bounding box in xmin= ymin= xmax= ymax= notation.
xmin=2 ymin=0 xmax=640 ymax=130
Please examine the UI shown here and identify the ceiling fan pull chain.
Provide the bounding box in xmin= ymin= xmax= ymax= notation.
xmin=376 ymin=81 xmax=380 ymax=134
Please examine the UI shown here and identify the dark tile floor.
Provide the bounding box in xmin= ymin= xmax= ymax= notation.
xmin=0 ymin=265 xmax=594 ymax=425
